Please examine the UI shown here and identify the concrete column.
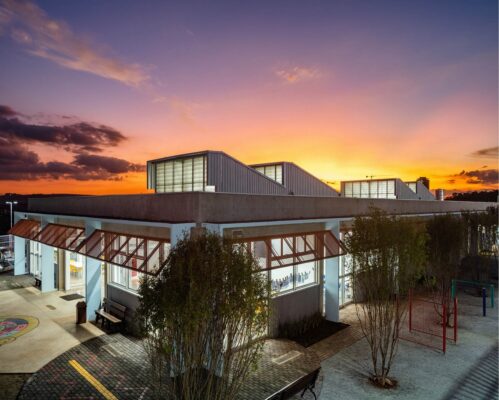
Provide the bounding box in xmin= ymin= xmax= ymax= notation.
xmin=13 ymin=213 xmax=26 ymax=276
xmin=85 ymin=220 xmax=101 ymax=321
xmin=170 ymin=223 xmax=196 ymax=246
xmin=40 ymin=243 xmax=55 ymax=292
xmin=324 ymin=221 xmax=340 ymax=322
xmin=14 ymin=236 xmax=26 ymax=275
xmin=202 ymin=223 xmax=221 ymax=235
xmin=40 ymin=216 xmax=55 ymax=293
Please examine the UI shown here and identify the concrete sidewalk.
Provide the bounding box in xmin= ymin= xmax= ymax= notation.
xmin=0 ymin=282 xmax=104 ymax=373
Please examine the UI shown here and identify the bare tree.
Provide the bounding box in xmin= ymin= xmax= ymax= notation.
xmin=346 ymin=209 xmax=426 ymax=388
xmin=137 ymin=231 xmax=270 ymax=400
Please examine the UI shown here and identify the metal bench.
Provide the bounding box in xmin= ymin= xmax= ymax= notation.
xmin=266 ymin=368 xmax=320 ymax=400
xmin=95 ymin=298 xmax=126 ymax=332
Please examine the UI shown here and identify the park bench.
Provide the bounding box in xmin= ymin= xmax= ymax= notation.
xmin=266 ymin=367 xmax=320 ymax=400
xmin=95 ymin=298 xmax=126 ymax=332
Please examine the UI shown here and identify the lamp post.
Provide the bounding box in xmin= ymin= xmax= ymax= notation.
xmin=6 ymin=201 xmax=18 ymax=229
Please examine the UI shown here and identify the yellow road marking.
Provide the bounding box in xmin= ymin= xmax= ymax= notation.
xmin=69 ymin=359 xmax=118 ymax=400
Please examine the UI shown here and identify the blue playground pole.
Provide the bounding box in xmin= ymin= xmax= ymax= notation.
xmin=482 ymin=287 xmax=486 ymax=317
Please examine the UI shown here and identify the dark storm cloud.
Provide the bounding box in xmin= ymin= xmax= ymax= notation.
xmin=0 ymin=105 xmax=145 ymax=181
xmin=457 ymin=169 xmax=499 ymax=185
xmin=73 ymin=154 xmax=144 ymax=174
xmin=471 ymin=146 xmax=499 ymax=159
xmin=0 ymin=104 xmax=126 ymax=152
xmin=0 ymin=105 xmax=18 ymax=117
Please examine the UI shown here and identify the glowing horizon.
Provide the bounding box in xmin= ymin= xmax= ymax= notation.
xmin=0 ymin=0 xmax=497 ymax=196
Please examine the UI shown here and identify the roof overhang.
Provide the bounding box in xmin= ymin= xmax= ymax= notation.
xmin=8 ymin=219 xmax=41 ymax=240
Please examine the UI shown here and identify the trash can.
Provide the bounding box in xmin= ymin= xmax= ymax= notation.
xmin=76 ymin=301 xmax=87 ymax=324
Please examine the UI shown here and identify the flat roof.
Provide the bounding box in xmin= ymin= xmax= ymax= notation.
xmin=25 ymin=192 xmax=495 ymax=224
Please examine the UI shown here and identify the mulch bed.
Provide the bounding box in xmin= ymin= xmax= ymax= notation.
xmin=290 ymin=320 xmax=349 ymax=348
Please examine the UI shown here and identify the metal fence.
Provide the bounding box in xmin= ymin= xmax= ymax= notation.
xmin=400 ymin=289 xmax=457 ymax=353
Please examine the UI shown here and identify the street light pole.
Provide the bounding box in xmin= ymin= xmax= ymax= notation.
xmin=5 ymin=201 xmax=18 ymax=229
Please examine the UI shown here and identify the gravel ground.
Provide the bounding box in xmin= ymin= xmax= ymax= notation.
xmin=319 ymin=292 xmax=498 ymax=400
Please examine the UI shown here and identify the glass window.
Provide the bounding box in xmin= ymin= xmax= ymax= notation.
xmin=165 ymin=161 xmax=174 ymax=191
xmin=295 ymin=262 xmax=316 ymax=288
xmin=254 ymin=164 xmax=284 ymax=184
xmin=109 ymin=264 xmax=146 ymax=293
xmin=378 ymin=180 xmax=387 ymax=198
xmin=193 ymin=157 xmax=205 ymax=191
xmin=271 ymin=266 xmax=294 ymax=294
xmin=369 ymin=181 xmax=378 ymax=198
xmin=128 ymin=270 xmax=143 ymax=291
xmin=156 ymin=163 xmax=165 ymax=192
xmin=360 ymin=181 xmax=369 ymax=198
xmin=110 ymin=264 xmax=128 ymax=287
xmin=29 ymin=240 xmax=41 ymax=278
xmin=182 ymin=158 xmax=193 ymax=191
xmin=344 ymin=182 xmax=352 ymax=197
xmin=155 ymin=156 xmax=207 ymax=193
xmin=275 ymin=165 xmax=283 ymax=184
xmin=265 ymin=165 xmax=276 ymax=181
xmin=387 ymin=180 xmax=395 ymax=197
xmin=352 ymin=182 xmax=361 ymax=197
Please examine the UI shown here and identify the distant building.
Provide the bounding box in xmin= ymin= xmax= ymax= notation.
xmin=341 ymin=177 xmax=435 ymax=200
xmin=436 ymin=189 xmax=445 ymax=201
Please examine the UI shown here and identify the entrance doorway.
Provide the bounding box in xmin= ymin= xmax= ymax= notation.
xmin=64 ymin=251 xmax=85 ymax=295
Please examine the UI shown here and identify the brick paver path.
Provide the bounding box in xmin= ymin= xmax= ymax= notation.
xmin=309 ymin=304 xmax=365 ymax=361
xmin=19 ymin=334 xmax=321 ymax=399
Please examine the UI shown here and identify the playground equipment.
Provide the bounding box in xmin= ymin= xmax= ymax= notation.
xmin=451 ymin=279 xmax=494 ymax=316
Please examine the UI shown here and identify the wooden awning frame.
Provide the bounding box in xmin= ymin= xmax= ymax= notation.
xmin=10 ymin=219 xmax=170 ymax=276
xmin=75 ymin=229 xmax=170 ymax=276
xmin=33 ymin=223 xmax=86 ymax=252
xmin=234 ymin=230 xmax=346 ymax=271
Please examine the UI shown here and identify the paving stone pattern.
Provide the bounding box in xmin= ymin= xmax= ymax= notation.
xmin=19 ymin=334 xmax=322 ymax=400
xmin=310 ymin=304 xmax=365 ymax=361
xmin=236 ymin=339 xmax=321 ymax=400
xmin=19 ymin=334 xmax=150 ymax=400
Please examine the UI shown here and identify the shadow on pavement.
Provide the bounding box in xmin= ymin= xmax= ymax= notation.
xmin=441 ymin=344 xmax=498 ymax=400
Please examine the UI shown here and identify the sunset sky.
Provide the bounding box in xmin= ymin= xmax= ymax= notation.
xmin=0 ymin=0 xmax=497 ymax=195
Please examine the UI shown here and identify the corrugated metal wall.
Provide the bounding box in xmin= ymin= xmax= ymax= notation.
xmin=395 ymin=179 xmax=419 ymax=200
xmin=283 ymin=163 xmax=339 ymax=197
xmin=415 ymin=181 xmax=436 ymax=200
xmin=207 ymin=152 xmax=288 ymax=195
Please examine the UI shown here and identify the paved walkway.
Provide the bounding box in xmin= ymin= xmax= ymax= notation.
xmin=310 ymin=304 xmax=365 ymax=361
xmin=0 ymin=279 xmax=104 ymax=373
xmin=19 ymin=334 xmax=322 ymax=400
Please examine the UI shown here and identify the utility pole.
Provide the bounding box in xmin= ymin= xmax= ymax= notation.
xmin=6 ymin=201 xmax=18 ymax=228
